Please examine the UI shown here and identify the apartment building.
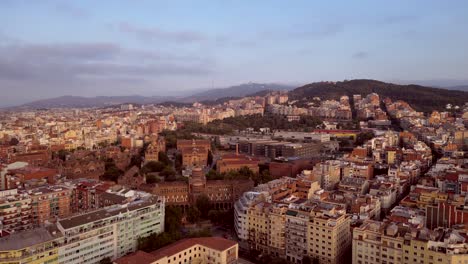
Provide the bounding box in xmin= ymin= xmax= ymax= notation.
xmin=234 ymin=192 xmax=263 ymax=241
xmin=308 ymin=213 xmax=351 ymax=264
xmin=57 ymin=196 xmax=165 ymax=264
xmin=352 ymin=220 xmax=468 ymax=264
xmin=0 ymin=227 xmax=62 ymax=264
xmin=248 ymin=202 xmax=288 ymax=258
xmin=114 ymin=237 xmax=238 ymax=264
xmin=29 ymin=185 xmax=73 ymax=226
xmin=0 ymin=189 xmax=32 ymax=232
xmin=312 ymin=160 xmax=342 ymax=190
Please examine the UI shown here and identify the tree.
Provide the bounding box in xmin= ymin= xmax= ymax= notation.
xmin=187 ymin=206 xmax=201 ymax=223
xmin=271 ymin=259 xmax=288 ymax=264
xmin=146 ymin=174 xmax=160 ymax=184
xmin=158 ymin=151 xmax=172 ymax=166
xmin=160 ymin=166 xmax=176 ymax=181
xmin=9 ymin=137 xmax=19 ymax=146
xmin=128 ymin=154 xmax=143 ymax=169
xmin=207 ymin=150 xmax=213 ymax=166
xmin=302 ymin=256 xmax=312 ymax=264
xmin=56 ymin=149 xmax=69 ymax=161
xmin=165 ymin=206 xmax=182 ymax=234
xmin=101 ymin=158 xmax=123 ymax=182
xmin=142 ymin=161 xmax=165 ymax=173
xmin=174 ymin=153 xmax=183 ymax=171
xmin=206 ymin=169 xmax=222 ymax=180
xmin=196 ymin=194 xmax=211 ymax=218
xmin=253 ymin=170 xmax=273 ymax=186
xmin=99 ymin=257 xmax=112 ymax=264
xmin=355 ymin=131 xmax=375 ymax=146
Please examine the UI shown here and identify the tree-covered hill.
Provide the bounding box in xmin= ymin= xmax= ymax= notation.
xmin=289 ymin=79 xmax=468 ymax=112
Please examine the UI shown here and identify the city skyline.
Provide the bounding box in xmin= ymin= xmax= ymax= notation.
xmin=1 ymin=0 xmax=468 ymax=106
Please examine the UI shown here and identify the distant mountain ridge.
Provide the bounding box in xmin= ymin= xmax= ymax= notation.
xmin=180 ymin=83 xmax=294 ymax=102
xmin=290 ymin=79 xmax=468 ymax=112
xmin=18 ymin=95 xmax=177 ymax=108
xmin=14 ymin=83 xmax=294 ymax=109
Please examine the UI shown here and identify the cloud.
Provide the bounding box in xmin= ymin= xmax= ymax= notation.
xmin=53 ymin=2 xmax=89 ymax=18
xmin=0 ymin=41 xmax=214 ymax=85
xmin=262 ymin=23 xmax=344 ymax=40
xmin=119 ymin=22 xmax=207 ymax=43
xmin=378 ymin=15 xmax=419 ymax=25
xmin=352 ymin=51 xmax=369 ymax=59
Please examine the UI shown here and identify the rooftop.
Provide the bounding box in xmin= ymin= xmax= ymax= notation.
xmin=58 ymin=196 xmax=161 ymax=229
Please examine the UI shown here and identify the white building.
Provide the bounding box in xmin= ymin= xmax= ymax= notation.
xmin=234 ymin=191 xmax=263 ymax=241
xmin=57 ymin=196 xmax=164 ymax=264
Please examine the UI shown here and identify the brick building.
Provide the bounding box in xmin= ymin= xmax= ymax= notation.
xmin=216 ymin=154 xmax=259 ymax=174
xmin=151 ymin=167 xmax=253 ymax=210
xmin=177 ymin=140 xmax=211 ymax=167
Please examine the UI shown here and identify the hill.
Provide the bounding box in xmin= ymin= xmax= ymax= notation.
xmin=181 ymin=83 xmax=294 ymax=102
xmin=290 ymin=79 xmax=468 ymax=112
xmin=447 ymin=85 xmax=468 ymax=92
xmin=20 ymin=95 xmax=176 ymax=108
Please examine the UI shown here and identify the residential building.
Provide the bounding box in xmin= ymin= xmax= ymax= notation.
xmin=57 ymin=196 xmax=165 ymax=264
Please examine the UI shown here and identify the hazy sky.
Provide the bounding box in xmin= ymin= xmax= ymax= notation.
xmin=1 ymin=0 xmax=468 ymax=106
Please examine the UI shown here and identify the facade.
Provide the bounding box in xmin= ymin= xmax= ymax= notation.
xmin=235 ymin=177 xmax=350 ymax=264
xmin=216 ymin=154 xmax=259 ymax=174
xmin=114 ymin=237 xmax=238 ymax=264
xmin=151 ymin=167 xmax=254 ymax=209
xmin=57 ymin=196 xmax=165 ymax=264
xmin=307 ymin=212 xmax=351 ymax=264
xmin=0 ymin=189 xmax=32 ymax=232
xmin=177 ymin=140 xmax=211 ymax=167
xmin=29 ymin=186 xmax=73 ymax=226
xmin=353 ymin=220 xmax=468 ymax=264
xmin=144 ymin=135 xmax=166 ymax=164
xmin=312 ymin=160 xmax=342 ymax=190
xmin=0 ymin=227 xmax=62 ymax=264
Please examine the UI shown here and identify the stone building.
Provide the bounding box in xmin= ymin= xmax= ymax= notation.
xmin=177 ymin=140 xmax=211 ymax=167
xmin=150 ymin=167 xmax=254 ymax=210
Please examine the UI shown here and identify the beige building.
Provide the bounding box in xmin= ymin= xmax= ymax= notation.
xmin=353 ymin=220 xmax=468 ymax=264
xmin=114 ymin=237 xmax=238 ymax=264
xmin=245 ymin=197 xmax=351 ymax=264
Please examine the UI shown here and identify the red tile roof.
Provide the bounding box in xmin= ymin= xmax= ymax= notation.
xmin=114 ymin=237 xmax=237 ymax=264
xmin=114 ymin=250 xmax=156 ymax=264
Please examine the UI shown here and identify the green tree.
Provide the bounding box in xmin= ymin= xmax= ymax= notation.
xmin=355 ymin=131 xmax=375 ymax=145
xmin=196 ymin=194 xmax=211 ymax=218
xmin=99 ymin=257 xmax=112 ymax=264
xmin=160 ymin=166 xmax=176 ymax=181
xmin=302 ymin=256 xmax=312 ymax=264
xmin=101 ymin=158 xmax=123 ymax=182
xmin=165 ymin=206 xmax=182 ymax=234
xmin=187 ymin=206 xmax=201 ymax=223
xmin=158 ymin=151 xmax=172 ymax=166
xmin=207 ymin=150 xmax=213 ymax=166
xmin=174 ymin=153 xmax=183 ymax=171
xmin=253 ymin=170 xmax=273 ymax=186
xmin=9 ymin=137 xmax=19 ymax=146
xmin=56 ymin=149 xmax=69 ymax=161
xmin=206 ymin=169 xmax=223 ymax=180
xmin=142 ymin=161 xmax=165 ymax=172
xmin=146 ymin=174 xmax=160 ymax=184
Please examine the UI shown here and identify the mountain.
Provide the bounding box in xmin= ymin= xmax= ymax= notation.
xmin=14 ymin=83 xmax=294 ymax=109
xmin=180 ymin=83 xmax=294 ymax=102
xmin=447 ymin=85 xmax=468 ymax=92
xmin=290 ymin=79 xmax=468 ymax=112
xmin=20 ymin=95 xmax=177 ymax=109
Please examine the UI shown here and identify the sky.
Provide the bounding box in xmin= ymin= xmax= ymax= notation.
xmin=1 ymin=0 xmax=468 ymax=106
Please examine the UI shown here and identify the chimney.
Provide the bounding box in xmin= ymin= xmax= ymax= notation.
xmin=236 ymin=143 xmax=239 ymax=156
